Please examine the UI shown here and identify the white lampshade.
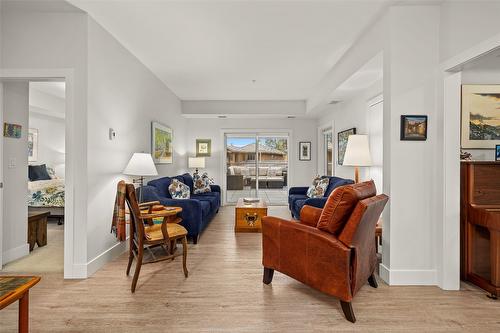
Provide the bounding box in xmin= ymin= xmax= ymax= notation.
xmin=343 ymin=135 xmax=372 ymax=167
xmin=188 ymin=157 xmax=205 ymax=169
xmin=123 ymin=153 xmax=158 ymax=176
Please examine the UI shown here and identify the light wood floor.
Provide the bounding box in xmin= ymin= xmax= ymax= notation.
xmin=1 ymin=206 xmax=499 ymax=332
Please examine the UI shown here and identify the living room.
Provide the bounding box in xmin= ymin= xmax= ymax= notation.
xmin=1 ymin=0 xmax=500 ymax=331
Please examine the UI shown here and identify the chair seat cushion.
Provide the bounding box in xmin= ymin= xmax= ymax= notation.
xmin=317 ymin=180 xmax=376 ymax=235
xmin=144 ymin=223 xmax=187 ymax=241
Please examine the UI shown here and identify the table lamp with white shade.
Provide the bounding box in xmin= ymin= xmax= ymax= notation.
xmin=343 ymin=135 xmax=372 ymax=183
xmin=188 ymin=157 xmax=205 ymax=175
xmin=123 ymin=153 xmax=158 ymax=202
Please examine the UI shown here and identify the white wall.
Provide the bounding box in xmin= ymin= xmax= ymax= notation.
xmin=28 ymin=113 xmax=66 ymax=178
xmin=86 ymin=17 xmax=187 ymax=269
xmin=185 ymin=116 xmax=317 ymax=192
xmin=2 ymin=82 xmax=29 ymax=264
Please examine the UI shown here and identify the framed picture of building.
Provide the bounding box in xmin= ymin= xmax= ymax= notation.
xmin=28 ymin=128 xmax=38 ymax=162
xmin=299 ymin=142 xmax=311 ymax=161
xmin=151 ymin=122 xmax=173 ymax=164
xmin=196 ymin=139 xmax=211 ymax=157
xmin=400 ymin=115 xmax=428 ymax=141
xmin=337 ymin=127 xmax=356 ymax=165
xmin=461 ymin=85 xmax=500 ymax=149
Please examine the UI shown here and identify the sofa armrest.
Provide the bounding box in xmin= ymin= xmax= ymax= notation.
xmin=289 ymin=186 xmax=309 ymax=195
xmin=210 ymin=184 xmax=221 ymax=193
xmin=262 ymin=216 xmax=353 ymax=301
xmin=157 ymin=198 xmax=203 ymax=235
xmin=304 ymin=197 xmax=327 ymax=209
xmin=299 ymin=205 xmax=323 ymax=227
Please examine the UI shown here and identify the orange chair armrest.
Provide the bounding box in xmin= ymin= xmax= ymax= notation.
xmin=299 ymin=205 xmax=323 ymax=227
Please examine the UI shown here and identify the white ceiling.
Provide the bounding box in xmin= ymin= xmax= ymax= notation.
xmin=30 ymin=81 xmax=66 ymax=99
xmin=70 ymin=0 xmax=388 ymax=101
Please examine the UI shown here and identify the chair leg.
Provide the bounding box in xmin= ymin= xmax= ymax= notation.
xmin=131 ymin=247 xmax=143 ymax=293
xmin=368 ymin=273 xmax=378 ymax=288
xmin=126 ymin=251 xmax=134 ymax=276
xmin=182 ymin=236 xmax=189 ymax=278
xmin=340 ymin=301 xmax=356 ymax=323
xmin=263 ymin=267 xmax=274 ymax=284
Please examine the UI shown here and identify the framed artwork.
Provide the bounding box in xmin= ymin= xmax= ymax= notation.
xmin=461 ymin=85 xmax=500 ymax=149
xmin=299 ymin=142 xmax=311 ymax=161
xmin=496 ymin=145 xmax=500 ymax=161
xmin=28 ymin=128 xmax=38 ymax=162
xmin=196 ymin=139 xmax=211 ymax=157
xmin=151 ymin=122 xmax=173 ymax=164
xmin=3 ymin=122 xmax=22 ymax=139
xmin=337 ymin=128 xmax=356 ymax=165
xmin=400 ymin=115 xmax=428 ymax=141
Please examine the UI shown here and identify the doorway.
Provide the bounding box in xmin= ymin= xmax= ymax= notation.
xmin=224 ymin=133 xmax=289 ymax=205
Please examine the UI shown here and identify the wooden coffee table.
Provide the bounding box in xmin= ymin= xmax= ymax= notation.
xmin=235 ymin=198 xmax=268 ymax=233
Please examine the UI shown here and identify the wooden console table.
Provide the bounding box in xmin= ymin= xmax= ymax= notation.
xmin=28 ymin=211 xmax=49 ymax=251
xmin=461 ymin=161 xmax=500 ymax=298
xmin=0 ymin=276 xmax=41 ymax=333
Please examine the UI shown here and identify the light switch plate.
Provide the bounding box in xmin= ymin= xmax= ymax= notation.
xmin=109 ymin=128 xmax=116 ymax=140
xmin=8 ymin=158 xmax=16 ymax=169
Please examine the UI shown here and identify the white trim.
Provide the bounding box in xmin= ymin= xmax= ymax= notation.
xmin=2 ymin=244 xmax=30 ymax=264
xmin=86 ymin=241 xmax=128 ymax=277
xmin=0 ymin=68 xmax=79 ymax=279
xmin=379 ymin=264 xmax=437 ymax=285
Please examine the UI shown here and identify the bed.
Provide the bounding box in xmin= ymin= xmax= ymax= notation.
xmin=28 ymin=178 xmax=65 ymax=224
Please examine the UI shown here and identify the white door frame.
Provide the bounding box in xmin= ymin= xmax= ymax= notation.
xmin=0 ymin=68 xmax=77 ymax=278
xmin=439 ymin=32 xmax=500 ymax=290
xmin=220 ymin=128 xmax=293 ymax=206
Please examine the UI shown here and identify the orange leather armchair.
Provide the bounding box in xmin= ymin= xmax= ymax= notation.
xmin=262 ymin=180 xmax=388 ymax=323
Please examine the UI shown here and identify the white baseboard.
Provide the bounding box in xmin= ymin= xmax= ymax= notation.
xmin=379 ymin=263 xmax=437 ymax=285
xmin=86 ymin=241 xmax=127 ymax=277
xmin=2 ymin=243 xmax=30 ymax=264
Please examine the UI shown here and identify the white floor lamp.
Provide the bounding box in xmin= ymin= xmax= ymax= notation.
xmin=123 ymin=153 xmax=158 ymax=202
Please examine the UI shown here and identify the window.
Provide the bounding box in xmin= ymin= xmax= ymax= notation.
xmin=324 ymin=130 xmax=333 ymax=176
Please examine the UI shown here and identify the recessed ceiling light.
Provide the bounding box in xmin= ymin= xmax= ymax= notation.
xmin=218 ymin=115 xmax=227 ymax=118
xmin=287 ymin=116 xmax=296 ymax=119
xmin=328 ymin=100 xmax=342 ymax=105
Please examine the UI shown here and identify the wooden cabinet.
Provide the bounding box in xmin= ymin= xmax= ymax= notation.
xmin=235 ymin=198 xmax=268 ymax=233
xmin=461 ymin=161 xmax=500 ymax=297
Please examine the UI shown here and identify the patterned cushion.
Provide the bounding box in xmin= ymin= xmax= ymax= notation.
xmin=168 ymin=179 xmax=190 ymax=199
xmin=306 ymin=176 xmax=329 ymax=198
xmin=193 ymin=172 xmax=212 ymax=194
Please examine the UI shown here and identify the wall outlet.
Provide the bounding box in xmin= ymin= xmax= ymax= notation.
xmin=8 ymin=157 xmax=16 ymax=169
xmin=109 ymin=128 xmax=116 ymax=140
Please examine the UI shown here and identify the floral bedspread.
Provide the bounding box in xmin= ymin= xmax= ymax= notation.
xmin=28 ymin=179 xmax=65 ymax=207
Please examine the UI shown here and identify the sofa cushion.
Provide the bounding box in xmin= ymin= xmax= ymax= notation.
xmin=168 ymin=179 xmax=191 ymax=199
xmin=198 ymin=200 xmax=211 ymax=218
xmin=294 ymin=199 xmax=307 ymax=218
xmin=306 ymin=176 xmax=329 ymax=198
xmin=325 ymin=177 xmax=355 ymax=197
xmin=192 ymin=194 xmax=219 ymax=212
xmin=317 ymin=180 xmax=376 ymax=235
xmin=181 ymin=173 xmax=194 ymax=192
xmin=289 ymin=194 xmax=308 ymax=208
xmin=148 ymin=177 xmax=173 ymax=198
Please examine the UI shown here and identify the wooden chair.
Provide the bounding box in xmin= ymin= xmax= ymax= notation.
xmin=124 ymin=184 xmax=188 ymax=292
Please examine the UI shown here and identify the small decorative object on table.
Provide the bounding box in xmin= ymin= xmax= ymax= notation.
xmin=243 ymin=197 xmax=260 ymax=204
xmin=235 ymin=198 xmax=267 ymax=232
xmin=299 ymin=142 xmax=311 ymax=161
xmin=460 ymin=149 xmax=472 ymax=161
xmin=400 ymin=115 xmax=428 ymax=141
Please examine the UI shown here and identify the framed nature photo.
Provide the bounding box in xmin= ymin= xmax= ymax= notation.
xmin=299 ymin=142 xmax=311 ymax=161
xmin=400 ymin=115 xmax=428 ymax=141
xmin=196 ymin=139 xmax=211 ymax=157
xmin=28 ymin=128 xmax=38 ymax=162
xmin=337 ymin=127 xmax=356 ymax=165
xmin=151 ymin=121 xmax=173 ymax=164
xmin=3 ymin=122 xmax=22 ymax=138
xmin=462 ymin=85 xmax=500 ymax=149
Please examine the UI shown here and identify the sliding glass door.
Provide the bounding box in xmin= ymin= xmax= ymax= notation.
xmin=225 ymin=133 xmax=288 ymax=205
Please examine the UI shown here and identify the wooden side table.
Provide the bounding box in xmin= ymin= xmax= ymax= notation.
xmin=0 ymin=276 xmax=41 ymax=333
xmin=27 ymin=211 xmax=49 ymax=251
xmin=235 ymin=198 xmax=268 ymax=232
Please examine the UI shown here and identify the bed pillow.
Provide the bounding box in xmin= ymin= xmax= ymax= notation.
xmin=29 ymin=164 xmax=51 ymax=181
xmin=168 ymin=179 xmax=190 ymax=199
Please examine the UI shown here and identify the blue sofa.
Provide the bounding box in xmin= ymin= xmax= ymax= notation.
xmin=288 ymin=176 xmax=354 ymax=219
xmin=140 ymin=173 xmax=220 ymax=244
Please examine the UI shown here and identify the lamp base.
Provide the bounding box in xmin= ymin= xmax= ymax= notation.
xmin=132 ymin=176 xmax=145 ymax=202
xmin=354 ymin=167 xmax=360 ymax=183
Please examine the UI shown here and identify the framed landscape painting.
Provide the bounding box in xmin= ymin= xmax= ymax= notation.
xmin=400 ymin=115 xmax=428 ymax=141
xmin=461 ymin=85 xmax=500 ymax=149
xmin=337 ymin=127 xmax=356 ymax=165
xmin=28 ymin=128 xmax=38 ymax=162
xmin=151 ymin=122 xmax=173 ymax=164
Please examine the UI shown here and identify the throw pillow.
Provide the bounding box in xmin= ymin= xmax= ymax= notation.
xmin=168 ymin=179 xmax=190 ymax=199
xmin=46 ymin=167 xmax=57 ymax=179
xmin=28 ymin=164 xmax=51 ymax=181
xmin=306 ymin=176 xmax=329 ymax=198
xmin=193 ymin=172 xmax=212 ymax=194
xmin=317 ymin=180 xmax=376 ymax=235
